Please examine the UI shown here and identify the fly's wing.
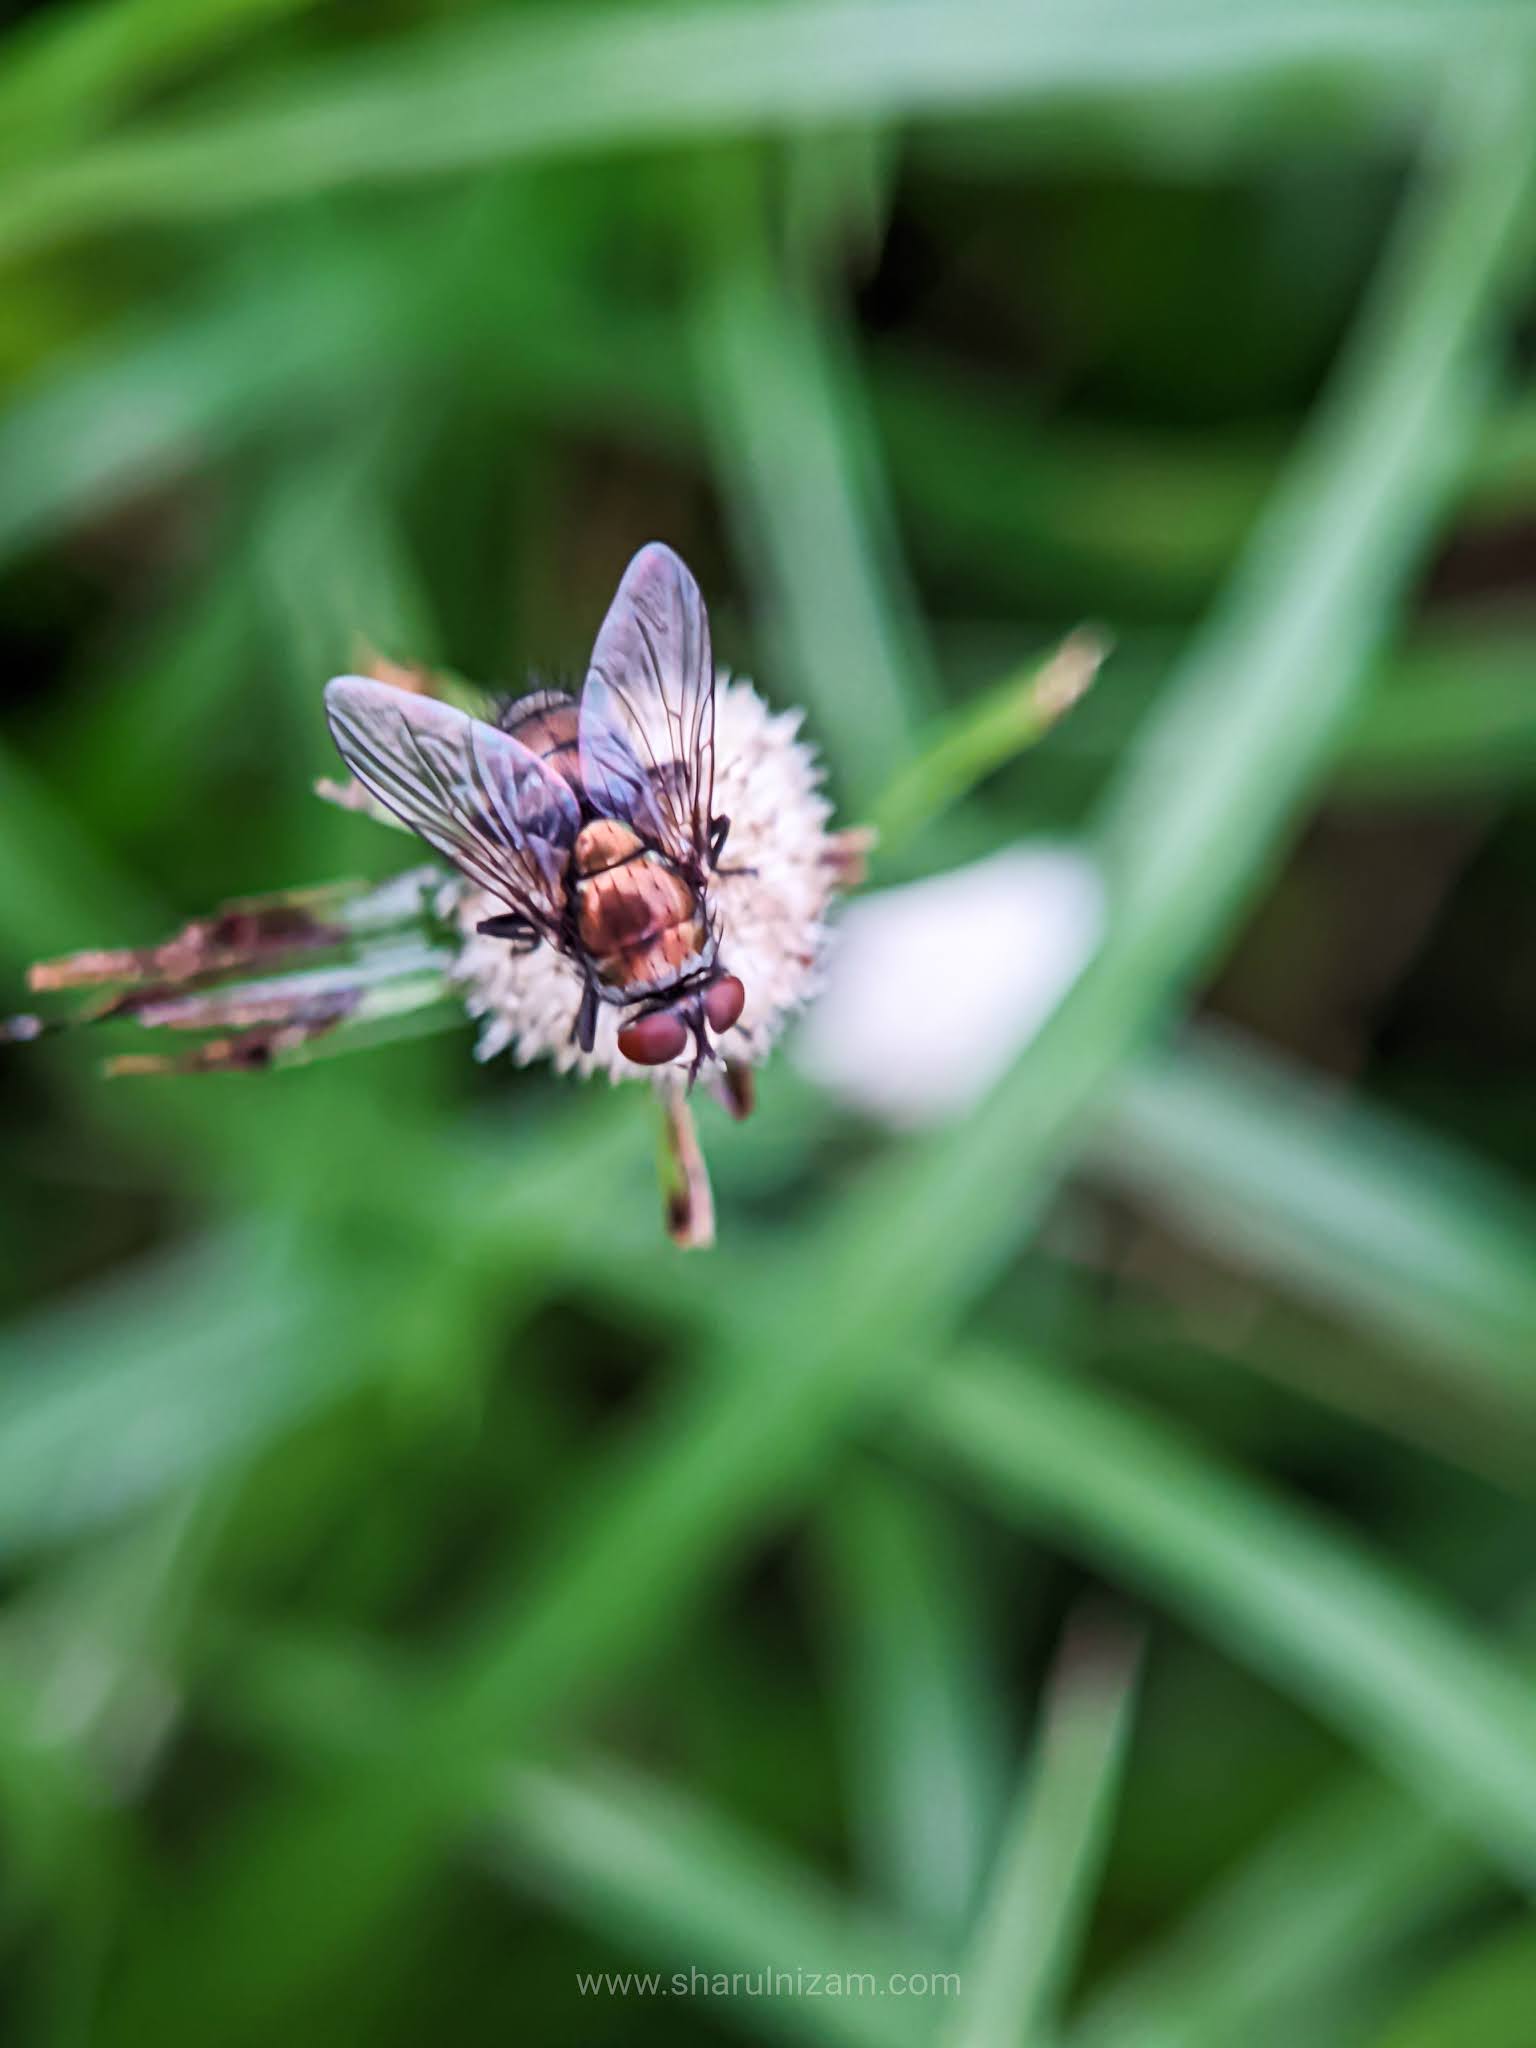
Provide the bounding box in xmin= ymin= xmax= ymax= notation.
xmin=578 ymin=542 xmax=715 ymax=869
xmin=325 ymin=676 xmax=578 ymax=934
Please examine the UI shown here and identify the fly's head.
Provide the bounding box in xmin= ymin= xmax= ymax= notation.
xmin=616 ymin=971 xmax=746 ymax=1081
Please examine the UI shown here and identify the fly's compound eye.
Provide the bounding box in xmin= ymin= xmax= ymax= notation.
xmin=704 ymin=974 xmax=746 ymax=1035
xmin=618 ymin=1008 xmax=690 ymax=1066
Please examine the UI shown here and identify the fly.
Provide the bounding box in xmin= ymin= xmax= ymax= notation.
xmin=324 ymin=543 xmax=746 ymax=1081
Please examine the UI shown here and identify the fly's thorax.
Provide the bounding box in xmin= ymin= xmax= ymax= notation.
xmin=573 ymin=817 xmax=645 ymax=878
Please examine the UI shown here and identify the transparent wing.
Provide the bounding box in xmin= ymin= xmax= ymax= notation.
xmin=579 ymin=542 xmax=716 ymax=869
xmin=325 ymin=676 xmax=578 ymax=933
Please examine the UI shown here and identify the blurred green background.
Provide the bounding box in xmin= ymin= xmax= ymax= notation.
xmin=4 ymin=4 xmax=1536 ymax=2044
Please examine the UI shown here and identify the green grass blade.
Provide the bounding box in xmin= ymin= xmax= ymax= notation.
xmin=83 ymin=67 xmax=1536 ymax=2038
xmin=1340 ymin=621 xmax=1536 ymax=792
xmin=872 ymin=631 xmax=1108 ymax=849
xmin=1369 ymin=1922 xmax=1536 ymax=2048
xmin=913 ymin=1348 xmax=1536 ymax=1889
xmin=1020 ymin=619 xmax=1536 ymax=797
xmin=0 ymin=1092 xmax=654 ymax=1563
xmin=838 ymin=60 xmax=1536 ymax=1345
xmin=0 ymin=0 xmax=317 ymax=166
xmin=696 ymin=181 xmax=933 ymax=807
xmin=0 ymin=1229 xmax=350 ymax=1560
xmin=207 ymin=1618 xmax=952 ymax=2048
xmin=818 ymin=1474 xmax=1010 ymax=1941
xmin=495 ymin=1758 xmax=947 ymax=2048
xmin=1098 ymin=1026 xmax=1536 ymax=1408
xmin=0 ymin=735 xmax=161 ymax=958
xmin=947 ymin=1616 xmax=1140 ymax=2048
xmin=1093 ymin=69 xmax=1536 ymax=943
xmin=1075 ymin=1772 xmax=1496 ymax=2048
xmin=4 ymin=5 xmax=1536 ymax=260
xmin=0 ymin=237 xmax=409 ymax=569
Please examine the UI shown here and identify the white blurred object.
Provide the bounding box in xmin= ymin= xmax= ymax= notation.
xmin=795 ymin=843 xmax=1105 ymax=1127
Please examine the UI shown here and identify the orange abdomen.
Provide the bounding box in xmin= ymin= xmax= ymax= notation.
xmin=573 ymin=820 xmax=706 ymax=995
xmin=499 ymin=690 xmax=583 ymax=793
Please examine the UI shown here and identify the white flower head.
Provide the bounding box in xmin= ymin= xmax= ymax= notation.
xmin=447 ymin=674 xmax=852 ymax=1086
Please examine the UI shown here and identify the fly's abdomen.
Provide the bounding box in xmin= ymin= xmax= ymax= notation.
xmin=573 ymin=820 xmax=706 ymax=996
xmin=499 ymin=688 xmax=583 ymax=794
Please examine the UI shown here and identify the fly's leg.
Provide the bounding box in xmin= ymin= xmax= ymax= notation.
xmin=476 ymin=912 xmax=540 ymax=955
xmin=574 ymin=979 xmax=599 ymax=1054
xmin=709 ymin=814 xmax=756 ymax=878
xmin=686 ymin=1006 xmax=711 ymax=1089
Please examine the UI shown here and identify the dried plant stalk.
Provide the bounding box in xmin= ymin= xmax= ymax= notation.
xmin=657 ymin=1084 xmax=716 ymax=1250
